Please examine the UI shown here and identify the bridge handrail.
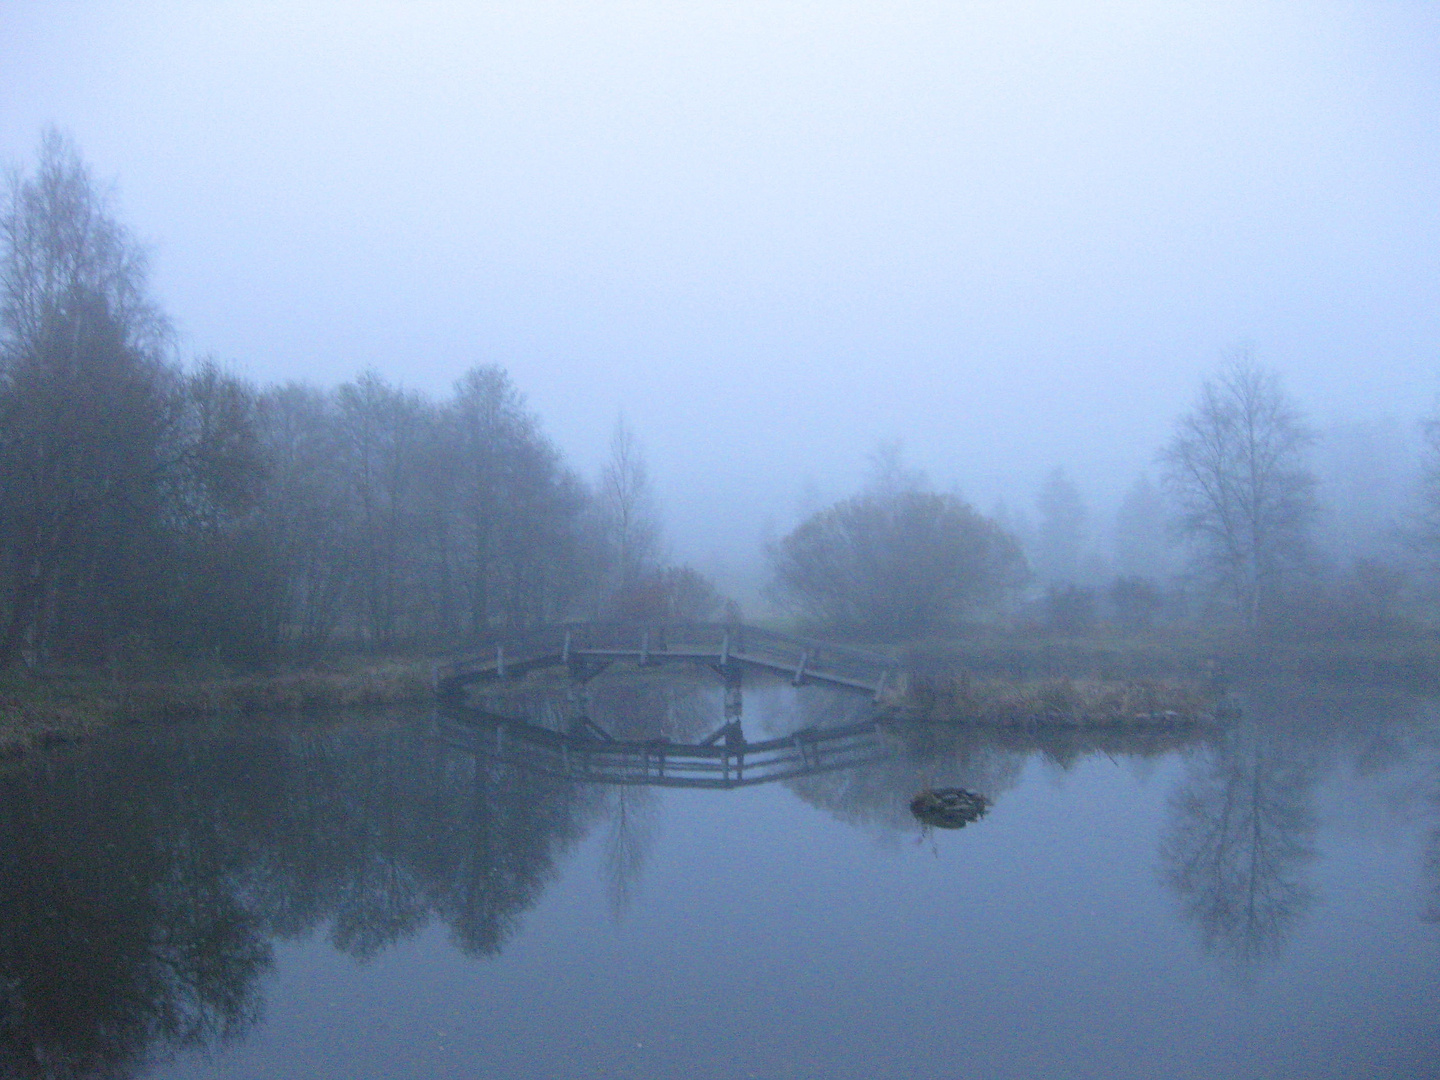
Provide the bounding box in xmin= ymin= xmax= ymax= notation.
xmin=438 ymin=621 xmax=897 ymax=686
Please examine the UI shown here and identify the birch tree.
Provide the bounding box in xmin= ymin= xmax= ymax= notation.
xmin=1161 ymin=359 xmax=1315 ymax=626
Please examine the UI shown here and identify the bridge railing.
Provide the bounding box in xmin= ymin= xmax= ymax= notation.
xmin=436 ymin=621 xmax=900 ymax=696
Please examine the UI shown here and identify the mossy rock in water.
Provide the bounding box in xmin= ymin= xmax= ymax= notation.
xmin=910 ymin=787 xmax=989 ymax=829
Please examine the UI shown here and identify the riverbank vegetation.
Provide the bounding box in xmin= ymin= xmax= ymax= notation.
xmin=893 ymin=671 xmax=1219 ymax=726
xmin=0 ymin=660 xmax=435 ymax=759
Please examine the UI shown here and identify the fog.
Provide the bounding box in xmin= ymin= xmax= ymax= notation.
xmin=4 ymin=1 xmax=1438 ymax=583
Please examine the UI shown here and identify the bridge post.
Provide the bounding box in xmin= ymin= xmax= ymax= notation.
xmin=792 ymin=649 xmax=809 ymax=687
xmin=723 ymin=663 xmax=743 ymax=719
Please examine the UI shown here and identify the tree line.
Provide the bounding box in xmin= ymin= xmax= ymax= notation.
xmin=8 ymin=131 xmax=1440 ymax=661
xmin=768 ymin=354 xmax=1440 ymax=640
xmin=0 ymin=134 xmax=716 ymax=669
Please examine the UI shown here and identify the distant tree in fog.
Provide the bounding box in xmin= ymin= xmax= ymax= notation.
xmin=599 ymin=417 xmax=662 ymax=606
xmin=1413 ymin=402 xmax=1440 ymax=572
xmin=768 ymin=490 xmax=1027 ymax=638
xmin=1034 ymin=467 xmax=1087 ymax=584
xmin=613 ymin=564 xmax=724 ymax=622
xmin=865 ymin=439 xmax=928 ymax=496
xmin=1314 ymin=418 xmax=1411 ymax=564
xmin=1042 ymin=583 xmax=1096 ymax=634
xmin=1161 ymin=358 xmax=1315 ymax=626
xmin=1108 ymin=575 xmax=1163 ymax=633
xmin=1114 ymin=473 xmax=1173 ymax=580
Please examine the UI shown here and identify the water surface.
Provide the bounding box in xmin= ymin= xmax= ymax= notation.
xmin=2 ymin=678 xmax=1437 ymax=1079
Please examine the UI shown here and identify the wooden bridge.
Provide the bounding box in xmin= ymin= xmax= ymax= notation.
xmin=434 ymin=707 xmax=886 ymax=789
xmin=434 ymin=622 xmax=899 ymax=701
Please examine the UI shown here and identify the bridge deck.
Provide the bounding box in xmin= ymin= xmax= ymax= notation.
xmin=435 ymin=622 xmax=898 ymax=699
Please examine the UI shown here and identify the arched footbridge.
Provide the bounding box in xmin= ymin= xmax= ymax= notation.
xmin=434 ymin=621 xmax=900 ymax=701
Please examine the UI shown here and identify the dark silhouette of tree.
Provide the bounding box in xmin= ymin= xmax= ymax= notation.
xmin=0 ymin=132 xmax=272 ymax=667
xmin=768 ymin=490 xmax=1027 ymax=638
xmin=1161 ymin=358 xmax=1316 ymax=626
xmin=155 ymin=362 xmax=276 ymax=661
xmin=254 ymin=383 xmax=353 ymax=654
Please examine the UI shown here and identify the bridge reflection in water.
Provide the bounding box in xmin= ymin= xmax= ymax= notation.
xmin=437 ymin=708 xmax=886 ymax=789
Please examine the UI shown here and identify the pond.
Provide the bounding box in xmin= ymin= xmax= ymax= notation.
xmin=2 ymin=674 xmax=1437 ymax=1079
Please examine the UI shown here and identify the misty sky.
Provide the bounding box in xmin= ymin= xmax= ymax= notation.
xmin=3 ymin=1 xmax=1438 ymax=577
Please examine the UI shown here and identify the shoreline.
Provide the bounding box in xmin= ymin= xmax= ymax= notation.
xmin=3 ymin=631 xmax=1435 ymax=759
xmin=0 ymin=660 xmax=435 ymax=760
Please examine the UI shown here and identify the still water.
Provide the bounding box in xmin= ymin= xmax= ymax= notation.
xmin=2 ymin=676 xmax=1438 ymax=1079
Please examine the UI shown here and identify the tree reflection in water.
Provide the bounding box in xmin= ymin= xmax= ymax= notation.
xmin=1425 ymin=830 xmax=1440 ymax=925
xmin=469 ymin=669 xmax=721 ymax=921
xmin=1159 ymin=723 xmax=1319 ymax=968
xmin=603 ymin=786 xmax=661 ymax=919
xmin=0 ymin=740 xmax=270 ymax=1079
xmin=1424 ymin=774 xmax=1440 ymax=926
xmin=0 ymin=719 xmax=604 ymax=1078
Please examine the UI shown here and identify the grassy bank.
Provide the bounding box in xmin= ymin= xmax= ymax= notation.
xmin=896 ymin=629 xmax=1440 ymax=690
xmin=6 ymin=624 xmax=1436 ymax=759
xmin=892 ymin=672 xmax=1221 ymax=726
xmin=0 ymin=660 xmax=434 ymax=760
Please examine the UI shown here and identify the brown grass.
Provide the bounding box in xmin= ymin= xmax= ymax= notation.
xmin=896 ymin=672 xmax=1219 ymax=725
xmin=0 ymin=660 xmax=435 ymax=760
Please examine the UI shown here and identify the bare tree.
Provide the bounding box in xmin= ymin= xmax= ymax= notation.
xmin=1161 ymin=358 xmax=1315 ymax=626
xmin=599 ymin=417 xmax=661 ymax=605
xmin=335 ymin=372 xmax=427 ymax=649
xmin=255 ymin=383 xmax=353 ymax=654
xmin=0 ymin=131 xmax=176 ymax=665
xmin=864 ymin=439 xmax=927 ymax=496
